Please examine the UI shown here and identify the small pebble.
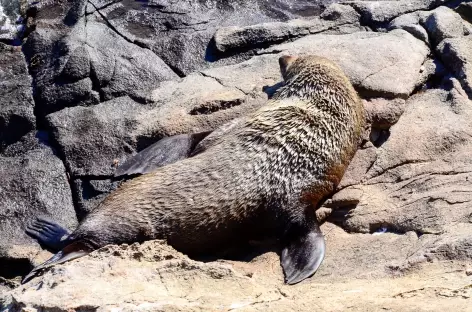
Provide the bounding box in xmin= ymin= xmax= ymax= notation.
xmin=465 ymin=267 xmax=472 ymax=276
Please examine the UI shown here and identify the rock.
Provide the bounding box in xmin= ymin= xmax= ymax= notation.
xmin=85 ymin=17 xmax=178 ymax=102
xmin=1 ymin=131 xmax=49 ymax=157
xmin=324 ymin=187 xmax=363 ymax=208
xmin=419 ymin=224 xmax=472 ymax=261
xmin=388 ymin=11 xmax=430 ymax=43
xmin=0 ymin=138 xmax=77 ymax=278
xmin=3 ymin=237 xmax=472 ymax=311
xmin=338 ymin=142 xmax=378 ymax=188
xmin=320 ymin=3 xmax=361 ymax=23
xmin=436 ymin=35 xmax=472 ymax=97
xmin=46 ymin=96 xmax=149 ymax=177
xmin=260 ymin=29 xmax=430 ymax=98
xmin=455 ymin=2 xmax=472 ymax=24
xmin=0 ymin=43 xmax=35 ymax=152
xmin=466 ymin=266 xmax=472 ymax=276
xmin=213 ymin=5 xmax=360 ymax=53
xmin=364 ymin=97 xmax=406 ymax=129
xmin=23 ymin=0 xmax=178 ymax=117
xmin=93 ymin=0 xmax=340 ymax=75
xmin=329 ymin=87 xmax=472 ymax=236
xmin=423 ymin=6 xmax=466 ymax=46
xmin=72 ymin=178 xmax=121 ymax=218
xmin=0 ymin=0 xmax=22 ymax=42
xmin=416 ymin=58 xmax=447 ymax=89
xmin=2 ymin=240 xmax=283 ymax=311
xmin=346 ymin=0 xmax=450 ymax=27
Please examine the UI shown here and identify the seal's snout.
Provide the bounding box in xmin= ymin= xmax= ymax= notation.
xmin=279 ymin=55 xmax=298 ymax=80
xmin=279 ymin=55 xmax=297 ymax=69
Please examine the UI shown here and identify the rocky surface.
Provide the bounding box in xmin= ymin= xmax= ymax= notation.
xmin=2 ymin=240 xmax=472 ymax=311
xmin=0 ymin=42 xmax=34 ymax=151
xmin=0 ymin=133 xmax=77 ymax=280
xmin=1 ymin=0 xmax=472 ymax=311
xmin=0 ymin=0 xmax=22 ymax=42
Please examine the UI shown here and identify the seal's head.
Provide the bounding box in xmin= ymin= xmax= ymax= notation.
xmin=279 ymin=54 xmax=347 ymax=82
xmin=276 ymin=55 xmax=359 ymax=110
xmin=279 ymin=55 xmax=298 ymax=80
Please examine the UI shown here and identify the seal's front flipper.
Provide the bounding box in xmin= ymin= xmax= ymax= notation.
xmin=115 ymin=131 xmax=211 ymax=177
xmin=21 ymin=241 xmax=92 ymax=284
xmin=281 ymin=226 xmax=326 ymax=285
xmin=26 ymin=216 xmax=71 ymax=251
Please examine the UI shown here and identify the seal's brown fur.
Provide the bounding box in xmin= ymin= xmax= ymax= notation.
xmin=26 ymin=55 xmax=365 ymax=284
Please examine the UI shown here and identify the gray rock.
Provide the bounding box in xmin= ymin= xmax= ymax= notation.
xmin=1 ymin=131 xmax=49 ymax=157
xmin=213 ymin=5 xmax=360 ymax=53
xmin=320 ymin=3 xmax=361 ymax=23
xmin=415 ymin=58 xmax=447 ymax=89
xmin=388 ymin=11 xmax=430 ymax=43
xmin=59 ymin=46 xmax=90 ymax=82
xmin=72 ymin=178 xmax=121 ymax=218
xmin=437 ymin=35 xmax=472 ymax=97
xmin=0 ymin=43 xmax=35 ymax=152
xmin=23 ymin=0 xmax=178 ymax=116
xmin=345 ymin=0 xmax=450 ymax=26
xmin=95 ymin=0 xmax=340 ymax=75
xmin=46 ymin=96 xmax=148 ymax=177
xmin=0 ymin=140 xmax=77 ymax=278
xmin=455 ymin=2 xmax=472 ymax=24
xmin=423 ymin=6 xmax=466 ymax=46
xmin=85 ymin=17 xmax=178 ymax=101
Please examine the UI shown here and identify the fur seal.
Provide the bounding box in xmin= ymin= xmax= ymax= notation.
xmin=24 ymin=55 xmax=365 ymax=285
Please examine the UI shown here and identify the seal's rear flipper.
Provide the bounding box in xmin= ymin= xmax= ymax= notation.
xmin=114 ymin=131 xmax=211 ymax=177
xmin=21 ymin=241 xmax=92 ymax=284
xmin=26 ymin=217 xmax=71 ymax=251
xmin=281 ymin=228 xmax=325 ymax=285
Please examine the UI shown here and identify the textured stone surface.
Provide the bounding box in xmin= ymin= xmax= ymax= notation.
xmin=364 ymin=97 xmax=406 ymax=129
xmin=328 ymin=86 xmax=472 ymax=236
xmin=213 ymin=6 xmax=360 ymax=53
xmin=388 ymin=11 xmax=430 ymax=43
xmin=346 ymin=0 xmax=452 ymax=26
xmin=0 ymin=43 xmax=35 ymax=152
xmin=423 ymin=6 xmax=467 ymax=45
xmin=0 ymin=138 xmax=77 ymax=275
xmin=2 ymin=239 xmax=472 ymax=311
xmin=94 ymin=0 xmax=341 ymax=75
xmin=22 ymin=0 xmax=178 ymax=117
xmin=436 ymin=35 xmax=472 ymax=97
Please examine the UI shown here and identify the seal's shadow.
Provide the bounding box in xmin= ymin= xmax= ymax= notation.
xmin=191 ymin=239 xmax=281 ymax=263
